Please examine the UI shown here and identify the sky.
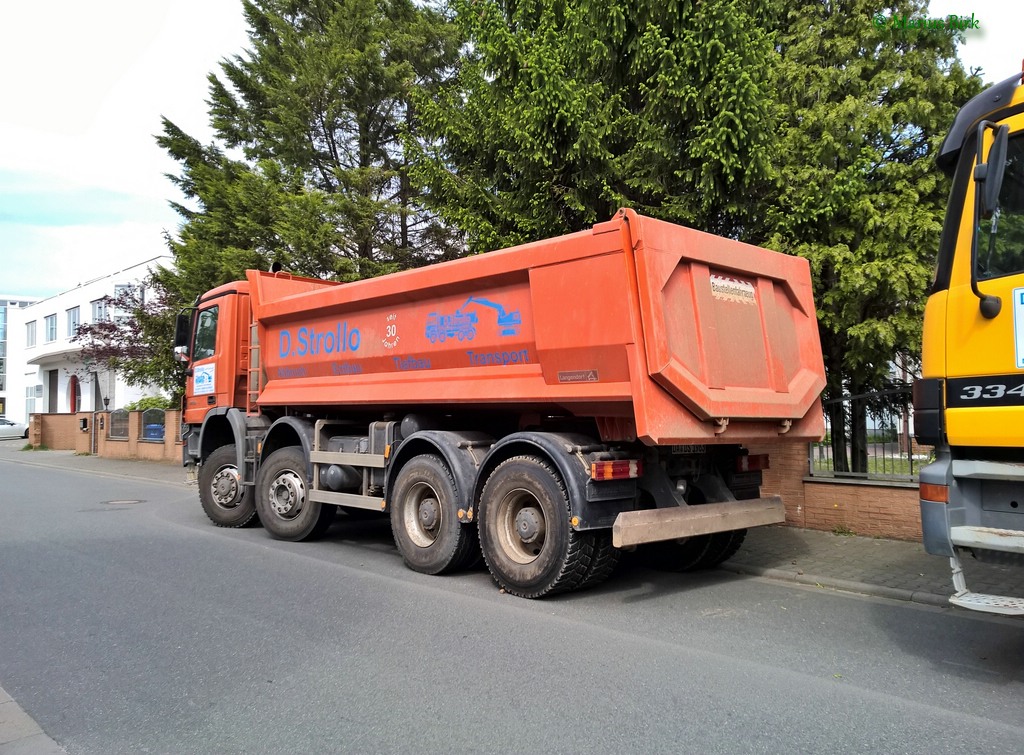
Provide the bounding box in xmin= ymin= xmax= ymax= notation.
xmin=0 ymin=2 xmax=1021 ymax=300
xmin=0 ymin=2 xmax=248 ymax=299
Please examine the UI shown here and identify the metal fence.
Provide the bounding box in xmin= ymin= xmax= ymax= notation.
xmin=808 ymin=385 xmax=930 ymax=482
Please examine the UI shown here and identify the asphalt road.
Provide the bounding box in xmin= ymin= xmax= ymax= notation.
xmin=2 ymin=455 xmax=1023 ymax=754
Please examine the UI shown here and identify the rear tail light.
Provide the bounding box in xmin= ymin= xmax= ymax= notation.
xmin=590 ymin=460 xmax=643 ymax=480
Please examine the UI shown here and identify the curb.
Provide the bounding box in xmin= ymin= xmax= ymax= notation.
xmin=718 ymin=562 xmax=952 ymax=608
xmin=0 ymin=686 xmax=64 ymax=754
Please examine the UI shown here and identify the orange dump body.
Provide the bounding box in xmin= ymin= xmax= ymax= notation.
xmin=247 ymin=209 xmax=825 ymax=445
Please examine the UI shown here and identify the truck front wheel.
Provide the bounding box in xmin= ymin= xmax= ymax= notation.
xmin=390 ymin=455 xmax=478 ymax=574
xmin=256 ymin=447 xmax=334 ymax=542
xmin=198 ymin=444 xmax=257 ymax=528
xmin=478 ymin=456 xmax=592 ymax=598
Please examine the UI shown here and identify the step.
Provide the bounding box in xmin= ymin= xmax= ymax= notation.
xmin=950 ymin=526 xmax=1024 ymax=555
xmin=949 ymin=591 xmax=1024 ymax=616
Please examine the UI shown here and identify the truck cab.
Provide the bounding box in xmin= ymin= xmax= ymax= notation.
xmin=177 ymin=281 xmax=252 ymax=463
xmin=914 ymin=69 xmax=1024 ymax=614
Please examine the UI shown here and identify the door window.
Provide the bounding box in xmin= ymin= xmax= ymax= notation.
xmin=977 ymin=133 xmax=1024 ymax=280
xmin=194 ymin=307 xmax=219 ymax=361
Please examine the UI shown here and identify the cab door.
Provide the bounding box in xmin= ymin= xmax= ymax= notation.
xmin=944 ymin=115 xmax=1024 ymax=447
xmin=183 ymin=304 xmax=223 ymax=425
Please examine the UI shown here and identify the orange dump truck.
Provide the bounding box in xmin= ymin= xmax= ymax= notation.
xmin=175 ymin=209 xmax=825 ymax=597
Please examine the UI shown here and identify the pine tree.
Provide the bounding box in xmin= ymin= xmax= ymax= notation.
xmin=81 ymin=0 xmax=461 ymax=398
xmin=409 ymin=0 xmax=780 ymax=252
xmin=762 ymin=0 xmax=983 ymax=472
xmin=163 ymin=0 xmax=462 ymax=286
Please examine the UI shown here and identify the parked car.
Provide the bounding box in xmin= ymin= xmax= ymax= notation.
xmin=0 ymin=418 xmax=28 ymax=440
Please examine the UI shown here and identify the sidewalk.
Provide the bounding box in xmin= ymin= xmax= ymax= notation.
xmin=722 ymin=525 xmax=1018 ymax=608
xmin=3 ymin=440 xmax=1018 ymax=608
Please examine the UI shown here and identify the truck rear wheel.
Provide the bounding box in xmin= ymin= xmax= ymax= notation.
xmin=256 ymin=447 xmax=334 ymax=542
xmin=577 ymin=531 xmax=620 ymax=590
xmin=642 ymin=537 xmax=713 ymax=572
xmin=478 ymin=456 xmax=592 ymax=598
xmin=643 ymin=530 xmax=747 ymax=572
xmin=390 ymin=455 xmax=478 ymax=574
xmin=198 ymin=444 xmax=257 ymax=528
xmin=697 ymin=529 xmax=747 ymax=568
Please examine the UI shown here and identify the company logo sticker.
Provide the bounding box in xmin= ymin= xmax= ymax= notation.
xmin=1013 ymin=287 xmax=1024 ymax=369
xmin=382 ymin=312 xmax=400 ymax=349
xmin=194 ymin=364 xmax=215 ymax=395
xmin=558 ymin=369 xmax=599 ymax=383
xmin=426 ymin=296 xmax=522 ymax=343
xmin=710 ymin=275 xmax=756 ymax=305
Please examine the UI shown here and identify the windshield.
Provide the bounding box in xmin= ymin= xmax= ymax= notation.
xmin=976 ymin=131 xmax=1024 ymax=280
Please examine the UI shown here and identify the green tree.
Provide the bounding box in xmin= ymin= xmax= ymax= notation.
xmin=762 ymin=0 xmax=982 ymax=472
xmin=81 ymin=0 xmax=461 ymax=398
xmin=409 ymin=0 xmax=780 ymax=252
xmin=162 ymin=0 xmax=462 ymax=289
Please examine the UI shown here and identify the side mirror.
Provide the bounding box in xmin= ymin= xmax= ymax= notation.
xmin=969 ymin=121 xmax=1009 ymax=319
xmin=173 ymin=312 xmax=191 ymax=360
xmin=975 ymin=123 xmax=1009 ymax=218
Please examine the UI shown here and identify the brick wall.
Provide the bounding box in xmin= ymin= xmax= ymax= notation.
xmin=748 ymin=440 xmax=921 ymax=541
xmin=802 ymin=479 xmax=921 ymax=540
xmin=33 ymin=410 xmax=181 ymax=463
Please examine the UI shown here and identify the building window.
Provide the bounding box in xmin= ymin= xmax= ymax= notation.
xmin=26 ymin=321 xmax=36 ymax=347
xmin=25 ymin=385 xmax=37 ymax=417
xmin=91 ymin=299 xmax=108 ymax=322
xmin=66 ymin=307 xmax=80 ymax=337
xmin=45 ymin=314 xmax=57 ymax=343
xmin=113 ymin=284 xmax=141 ymax=321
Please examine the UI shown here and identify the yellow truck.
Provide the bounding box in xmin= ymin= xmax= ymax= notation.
xmin=915 ymin=69 xmax=1024 ymax=615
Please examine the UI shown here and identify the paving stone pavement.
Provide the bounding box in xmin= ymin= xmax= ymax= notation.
xmin=722 ymin=524 xmax=1020 ymax=608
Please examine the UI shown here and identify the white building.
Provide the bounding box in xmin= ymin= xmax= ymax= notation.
xmin=0 ymin=295 xmax=38 ymax=417
xmin=5 ymin=257 xmax=173 ymax=424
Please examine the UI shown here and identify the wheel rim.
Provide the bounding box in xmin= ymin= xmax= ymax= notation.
xmin=495 ymin=488 xmax=546 ymax=564
xmin=268 ymin=470 xmax=305 ymax=519
xmin=210 ymin=465 xmax=241 ymax=510
xmin=403 ymin=481 xmax=442 ymax=548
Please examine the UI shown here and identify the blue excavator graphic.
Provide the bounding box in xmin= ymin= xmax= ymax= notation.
xmin=425 ymin=296 xmax=522 ymax=343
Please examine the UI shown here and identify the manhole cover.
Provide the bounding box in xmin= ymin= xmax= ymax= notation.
xmin=101 ymin=499 xmax=143 ymax=505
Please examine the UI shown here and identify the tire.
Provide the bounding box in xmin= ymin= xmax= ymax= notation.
xmin=642 ymin=536 xmax=714 ymax=573
xmin=695 ymin=529 xmax=747 ymax=568
xmin=256 ymin=446 xmax=334 ymax=542
xmin=198 ymin=444 xmax=257 ymax=528
xmin=478 ymin=456 xmax=593 ymax=598
xmin=577 ymin=531 xmax=621 ymax=591
xmin=642 ymin=529 xmax=748 ymax=572
xmin=636 ymin=486 xmax=710 ymax=572
xmin=390 ymin=455 xmax=479 ymax=575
